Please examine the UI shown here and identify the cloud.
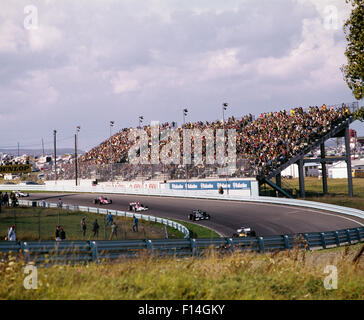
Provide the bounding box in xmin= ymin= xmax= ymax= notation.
xmin=0 ymin=0 xmax=360 ymax=149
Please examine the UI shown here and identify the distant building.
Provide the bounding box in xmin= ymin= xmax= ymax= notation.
xmin=358 ymin=136 xmax=364 ymax=147
xmin=327 ymin=161 xmax=348 ymax=179
xmin=281 ymin=163 xmax=320 ymax=178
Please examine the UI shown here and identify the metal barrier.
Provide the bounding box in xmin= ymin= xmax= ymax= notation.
xmin=0 ymin=227 xmax=363 ymax=264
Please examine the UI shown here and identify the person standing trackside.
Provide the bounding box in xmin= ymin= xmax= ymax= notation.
xmin=81 ymin=217 xmax=87 ymax=237
xmin=60 ymin=227 xmax=66 ymax=241
xmin=3 ymin=192 xmax=9 ymax=206
xmin=106 ymin=213 xmax=113 ymax=226
xmin=10 ymin=192 xmax=17 ymax=207
xmin=92 ymin=219 xmax=99 ymax=238
xmin=57 ymin=198 xmax=63 ymax=208
xmin=110 ymin=222 xmax=118 ymax=240
xmin=55 ymin=225 xmax=61 ymax=241
xmin=132 ymin=215 xmax=138 ymax=232
xmin=8 ymin=225 xmax=16 ymax=241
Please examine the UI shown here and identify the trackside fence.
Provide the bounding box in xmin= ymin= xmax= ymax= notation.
xmin=17 ymin=199 xmax=190 ymax=239
xmin=0 ymin=227 xmax=363 ymax=265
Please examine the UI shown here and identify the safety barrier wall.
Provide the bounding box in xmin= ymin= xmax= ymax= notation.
xmin=0 ymin=227 xmax=363 ymax=264
xmin=0 ymin=179 xmax=260 ymax=197
xmin=17 ymin=200 xmax=190 ymax=239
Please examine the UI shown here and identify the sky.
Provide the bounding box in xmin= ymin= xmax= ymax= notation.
xmin=0 ymin=0 xmax=362 ymax=152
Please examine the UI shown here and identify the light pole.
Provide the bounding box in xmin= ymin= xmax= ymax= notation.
xmin=138 ymin=116 xmax=144 ymax=187
xmin=222 ymin=103 xmax=229 ymax=194
xmin=53 ymin=130 xmax=57 ymax=182
xmin=42 ymin=138 xmax=45 ymax=157
xmin=110 ymin=121 xmax=114 ymax=182
xmin=183 ymin=108 xmax=188 ymax=191
xmin=139 ymin=116 xmax=144 ymax=128
xmin=75 ymin=126 xmax=80 ymax=186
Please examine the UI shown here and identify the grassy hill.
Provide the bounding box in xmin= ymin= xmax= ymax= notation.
xmin=1 ymin=243 xmax=363 ymax=299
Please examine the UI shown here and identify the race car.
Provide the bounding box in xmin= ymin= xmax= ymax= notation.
xmin=188 ymin=209 xmax=211 ymax=221
xmin=13 ymin=190 xmax=30 ymax=198
xmin=93 ymin=196 xmax=112 ymax=205
xmin=232 ymin=226 xmax=256 ymax=238
xmin=128 ymin=202 xmax=149 ymax=212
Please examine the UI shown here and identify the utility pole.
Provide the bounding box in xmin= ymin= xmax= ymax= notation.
xmin=222 ymin=103 xmax=229 ymax=195
xmin=75 ymin=126 xmax=80 ymax=186
xmin=17 ymin=142 xmax=20 ymax=157
xmin=139 ymin=116 xmax=144 ymax=128
xmin=183 ymin=108 xmax=188 ymax=191
xmin=110 ymin=121 xmax=114 ymax=182
xmin=53 ymin=130 xmax=57 ymax=182
xmin=139 ymin=116 xmax=144 ymax=187
xmin=75 ymin=134 xmax=78 ymax=186
xmin=42 ymin=138 xmax=45 ymax=157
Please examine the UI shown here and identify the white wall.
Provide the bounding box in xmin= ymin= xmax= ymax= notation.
xmin=328 ymin=167 xmax=348 ymax=179
xmin=281 ymin=164 xmax=299 ymax=178
xmin=7 ymin=177 xmax=259 ymax=197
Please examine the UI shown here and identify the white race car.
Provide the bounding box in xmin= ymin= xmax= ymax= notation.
xmin=129 ymin=202 xmax=149 ymax=212
xmin=13 ymin=190 xmax=30 ymax=198
xmin=233 ymin=226 xmax=256 ymax=238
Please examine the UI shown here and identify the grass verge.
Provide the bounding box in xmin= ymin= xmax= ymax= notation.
xmin=1 ymin=243 xmax=363 ymax=299
xmin=0 ymin=206 xmax=185 ymax=241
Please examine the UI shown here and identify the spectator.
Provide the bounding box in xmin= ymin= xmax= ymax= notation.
xmin=60 ymin=227 xmax=66 ymax=241
xmin=92 ymin=219 xmax=99 ymax=238
xmin=47 ymin=104 xmax=352 ymax=181
xmin=106 ymin=213 xmax=113 ymax=226
xmin=55 ymin=225 xmax=61 ymax=241
xmin=110 ymin=222 xmax=118 ymax=240
xmin=10 ymin=192 xmax=17 ymax=207
xmin=81 ymin=217 xmax=87 ymax=237
xmin=57 ymin=198 xmax=63 ymax=208
xmin=8 ymin=225 xmax=16 ymax=241
xmin=132 ymin=215 xmax=138 ymax=232
xmin=3 ymin=192 xmax=9 ymax=206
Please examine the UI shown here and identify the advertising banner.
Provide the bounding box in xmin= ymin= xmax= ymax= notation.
xmin=0 ymin=164 xmax=32 ymax=174
xmin=169 ymin=180 xmax=251 ymax=191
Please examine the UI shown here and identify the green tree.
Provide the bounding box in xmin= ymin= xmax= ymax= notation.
xmin=341 ymin=0 xmax=364 ymax=100
xmin=354 ymin=107 xmax=364 ymax=121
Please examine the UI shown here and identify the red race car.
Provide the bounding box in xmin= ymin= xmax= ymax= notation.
xmin=93 ymin=196 xmax=112 ymax=205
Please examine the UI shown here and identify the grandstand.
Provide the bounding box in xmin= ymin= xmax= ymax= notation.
xmin=45 ymin=102 xmax=360 ymax=198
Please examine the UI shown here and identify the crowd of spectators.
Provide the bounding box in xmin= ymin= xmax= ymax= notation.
xmin=51 ymin=105 xmax=352 ymax=181
xmin=239 ymin=105 xmax=351 ymax=177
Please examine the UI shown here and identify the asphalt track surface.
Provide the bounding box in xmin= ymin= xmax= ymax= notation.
xmin=27 ymin=192 xmax=364 ymax=237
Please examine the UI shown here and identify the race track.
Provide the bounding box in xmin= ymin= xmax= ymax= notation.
xmin=27 ymin=192 xmax=364 ymax=237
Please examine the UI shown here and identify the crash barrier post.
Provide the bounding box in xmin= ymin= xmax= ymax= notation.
xmin=0 ymin=227 xmax=362 ymax=264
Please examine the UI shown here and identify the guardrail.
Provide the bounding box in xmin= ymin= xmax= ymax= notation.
xmin=17 ymin=200 xmax=190 ymax=239
xmin=0 ymin=227 xmax=363 ymax=264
